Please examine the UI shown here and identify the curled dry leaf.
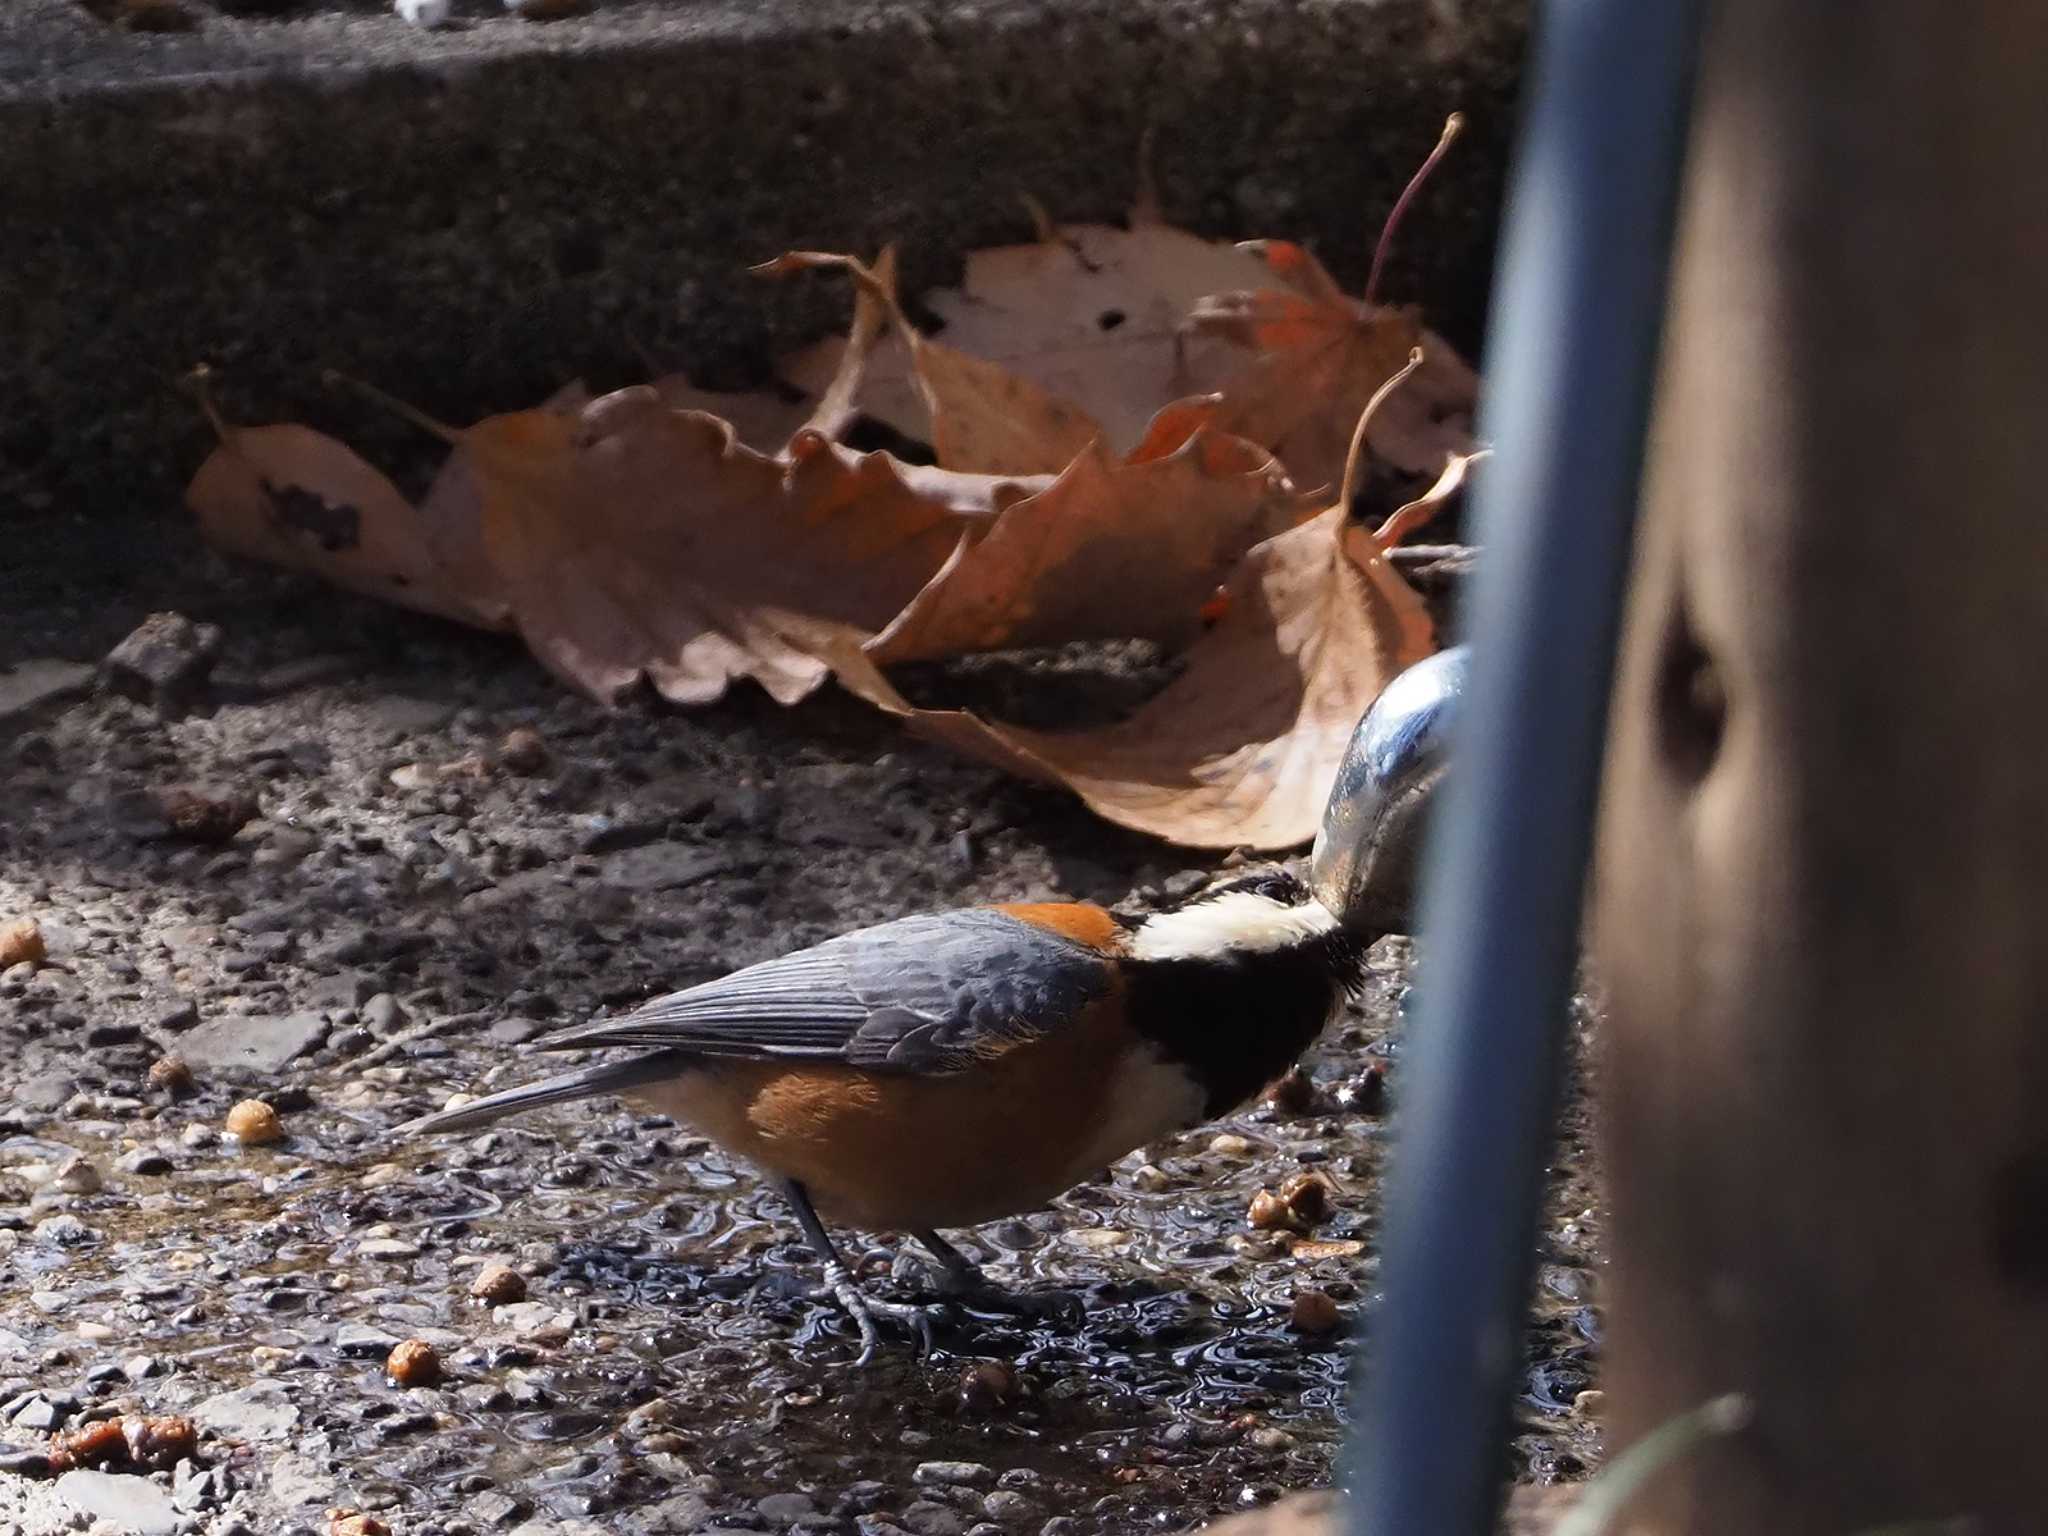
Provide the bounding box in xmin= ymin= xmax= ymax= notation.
xmin=763 ymin=249 xmax=1104 ymax=478
xmin=805 ymin=500 xmax=1433 ymax=848
xmin=866 ymin=427 xmax=1312 ymax=664
xmin=1177 ymin=238 xmax=1479 ymax=487
xmin=186 ymin=421 xmax=507 ymax=630
xmin=801 ymin=353 xmax=1441 ymax=850
xmin=448 ymin=390 xmax=1042 ymax=707
xmin=779 ymin=202 xmax=1271 ymax=464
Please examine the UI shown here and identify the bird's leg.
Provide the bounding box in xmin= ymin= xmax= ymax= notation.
xmin=780 ymin=1180 xmax=936 ymax=1366
xmin=913 ymin=1229 xmax=1085 ymax=1326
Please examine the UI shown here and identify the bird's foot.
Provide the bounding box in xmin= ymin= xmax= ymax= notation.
xmin=817 ymin=1261 xmax=939 ymax=1367
xmin=928 ymin=1265 xmax=1085 ymax=1328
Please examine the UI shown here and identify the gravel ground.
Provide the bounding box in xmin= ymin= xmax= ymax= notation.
xmin=0 ymin=516 xmax=1602 ymax=1535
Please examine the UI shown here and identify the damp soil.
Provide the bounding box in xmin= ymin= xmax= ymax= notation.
xmin=0 ymin=514 xmax=1602 ymax=1535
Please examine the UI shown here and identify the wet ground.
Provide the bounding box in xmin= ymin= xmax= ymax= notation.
xmin=0 ymin=514 xmax=1603 ymax=1535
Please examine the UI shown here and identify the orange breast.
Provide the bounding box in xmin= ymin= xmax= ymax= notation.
xmin=630 ymin=984 xmax=1198 ymax=1231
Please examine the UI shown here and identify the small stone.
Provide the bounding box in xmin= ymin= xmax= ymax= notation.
xmin=757 ymin=1491 xmax=818 ymax=1521
xmin=55 ymin=1468 xmax=182 ymax=1535
xmin=468 ymin=1264 xmax=527 ymax=1306
xmin=179 ymin=1123 xmax=217 ymax=1149
xmin=335 ymin=1323 xmax=402 ymax=1358
xmin=385 ymin=1338 xmax=441 ymax=1387
xmin=1264 ymin=1066 xmax=1320 ymax=1115
xmin=147 ymin=1057 xmax=194 ymax=1097
xmin=101 ymin=611 xmax=222 ymax=715
xmin=914 ymin=1461 xmax=995 ymax=1491
xmin=496 ymin=727 xmax=549 ymax=774
xmin=957 ymin=1361 xmax=1020 ymax=1417
xmin=331 ymin=1511 xmax=392 ymax=1536
xmin=0 ymin=658 xmax=95 ymax=719
xmin=361 ymin=993 xmax=406 ymax=1036
xmin=1129 ymin=1164 xmax=1173 ymax=1193
xmin=151 ymin=1000 xmax=200 ymax=1032
xmin=1208 ymin=1133 xmax=1255 ymax=1157
xmin=52 ymin=1155 xmax=103 ymax=1194
xmin=0 ymin=917 xmax=45 ymax=969
xmin=982 ymin=1490 xmax=1036 ymax=1520
xmin=180 ymin=1012 xmax=327 ymax=1074
xmin=34 ymin=1214 xmax=98 ymax=1247
xmin=1289 ymin=1287 xmax=1342 ymax=1336
xmin=177 ymin=1386 xmax=298 ymax=1448
xmin=900 ymin=1503 xmax=964 ymax=1536
xmin=1572 ymin=1389 xmax=1607 ymax=1419
xmin=226 ymin=1099 xmax=284 ymax=1145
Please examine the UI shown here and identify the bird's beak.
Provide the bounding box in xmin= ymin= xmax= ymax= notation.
xmin=1311 ymin=645 xmax=1469 ymax=936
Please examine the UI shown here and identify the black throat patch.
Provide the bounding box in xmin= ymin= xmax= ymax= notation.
xmin=1123 ymin=925 xmax=1368 ymax=1119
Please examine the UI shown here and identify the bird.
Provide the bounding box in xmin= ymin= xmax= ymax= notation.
xmin=402 ymin=647 xmax=1468 ymax=1364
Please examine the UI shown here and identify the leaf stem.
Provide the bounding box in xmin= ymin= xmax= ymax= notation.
xmin=1365 ymin=112 xmax=1464 ymax=308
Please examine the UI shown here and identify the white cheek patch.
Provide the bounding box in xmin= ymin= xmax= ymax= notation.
xmin=1127 ymin=890 xmax=1340 ymax=963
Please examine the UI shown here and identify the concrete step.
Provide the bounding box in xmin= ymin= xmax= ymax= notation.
xmin=2 ymin=0 xmax=1525 ymax=533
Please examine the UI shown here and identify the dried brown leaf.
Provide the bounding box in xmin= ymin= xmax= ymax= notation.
xmin=1180 ymin=238 xmax=1480 ymax=488
xmin=866 ymin=428 xmax=1310 ymax=664
xmin=186 ymin=423 xmax=507 ymax=630
xmin=808 ymin=499 xmax=1434 ymax=849
xmin=779 ymin=208 xmax=1269 ymax=463
xmin=455 ymin=388 xmax=1043 ymax=706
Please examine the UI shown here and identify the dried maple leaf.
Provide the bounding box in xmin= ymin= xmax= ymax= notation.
xmin=866 ymin=427 xmax=1310 ymax=664
xmin=654 ymin=248 xmax=900 ymax=455
xmin=763 ymin=250 xmax=1103 ymax=477
xmin=804 ymin=357 xmax=1440 ymax=849
xmin=777 ymin=195 xmax=1270 ymax=464
xmin=433 ymin=387 xmax=1043 ymax=706
xmin=186 ymin=414 xmax=507 ymax=631
xmin=1175 ymin=116 xmax=1480 ymax=488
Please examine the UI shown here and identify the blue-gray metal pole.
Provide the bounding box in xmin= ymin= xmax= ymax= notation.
xmin=1346 ymin=3 xmax=1704 ymax=1533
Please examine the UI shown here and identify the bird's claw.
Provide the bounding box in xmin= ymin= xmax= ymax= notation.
xmin=931 ymin=1267 xmax=1085 ymax=1327
xmin=820 ymin=1263 xmax=940 ymax=1366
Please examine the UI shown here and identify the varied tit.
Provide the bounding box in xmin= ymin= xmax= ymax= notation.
xmin=402 ymin=647 xmax=1467 ymax=1364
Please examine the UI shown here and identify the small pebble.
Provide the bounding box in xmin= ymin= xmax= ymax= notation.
xmin=52 ymin=1156 xmax=103 ymax=1195
xmin=225 ymin=1099 xmax=284 ymax=1146
xmin=496 ymin=727 xmax=549 ymax=773
xmin=179 ymin=1123 xmax=217 ymax=1149
xmin=330 ymin=1512 xmax=392 ymax=1536
xmin=1572 ymin=1389 xmax=1606 ymax=1419
xmin=468 ymin=1264 xmax=527 ymax=1306
xmin=385 ymin=1339 xmax=441 ymax=1387
xmin=914 ymin=1460 xmax=995 ymax=1490
xmin=1208 ymin=1133 xmax=1254 ymax=1158
xmin=147 ymin=1056 xmax=194 ymax=1096
xmin=957 ymin=1361 xmax=1019 ymax=1416
xmin=392 ymin=0 xmax=450 ymax=24
xmin=1247 ymin=1190 xmax=1304 ymax=1234
xmin=0 ymin=917 xmax=45 ymax=969
xmin=1289 ymin=1288 xmax=1342 ymax=1335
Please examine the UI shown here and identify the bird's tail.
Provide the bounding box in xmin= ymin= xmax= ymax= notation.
xmin=396 ymin=1049 xmax=692 ymax=1136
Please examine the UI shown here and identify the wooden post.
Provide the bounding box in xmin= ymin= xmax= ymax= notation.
xmin=1593 ymin=4 xmax=2048 ymax=1528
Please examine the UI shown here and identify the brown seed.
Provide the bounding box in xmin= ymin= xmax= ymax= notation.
xmin=0 ymin=917 xmax=45 ymax=969
xmin=468 ymin=1263 xmax=527 ymax=1306
xmin=1264 ymin=1066 xmax=1320 ymax=1115
xmin=148 ymin=1056 xmax=194 ymax=1096
xmin=385 ymin=1339 xmax=441 ymax=1387
xmin=1290 ymin=1287 xmax=1342 ymax=1335
xmin=957 ymin=1360 xmax=1021 ymax=1416
xmin=152 ymin=784 xmax=257 ymax=844
xmin=329 ymin=1511 xmax=392 ymax=1536
xmin=225 ymin=1099 xmax=283 ymax=1145
xmin=1247 ymin=1188 xmax=1307 ymax=1234
xmin=1278 ymin=1171 xmax=1337 ymax=1228
xmin=224 ymin=1099 xmax=282 ymax=1144
xmin=496 ymin=727 xmax=550 ymax=774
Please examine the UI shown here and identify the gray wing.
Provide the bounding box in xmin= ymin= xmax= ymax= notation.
xmin=530 ymin=909 xmax=1111 ymax=1075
